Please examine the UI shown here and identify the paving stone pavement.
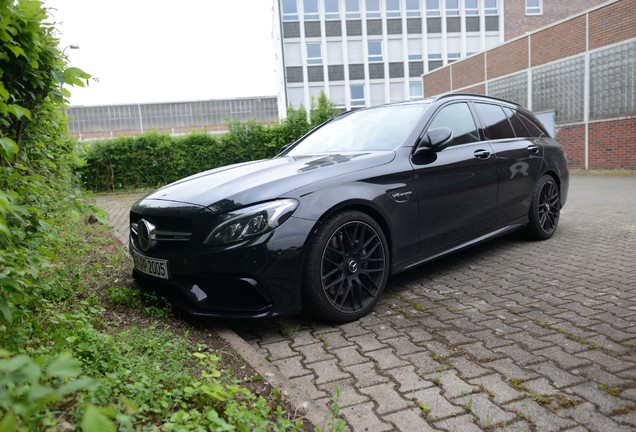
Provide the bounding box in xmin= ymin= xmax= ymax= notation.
xmin=98 ymin=175 xmax=636 ymax=432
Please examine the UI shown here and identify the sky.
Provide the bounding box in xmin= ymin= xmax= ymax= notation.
xmin=45 ymin=0 xmax=279 ymax=106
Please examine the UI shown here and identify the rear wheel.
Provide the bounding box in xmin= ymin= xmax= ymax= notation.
xmin=526 ymin=175 xmax=561 ymax=240
xmin=302 ymin=211 xmax=389 ymax=323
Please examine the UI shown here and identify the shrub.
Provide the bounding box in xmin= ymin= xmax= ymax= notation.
xmin=78 ymin=91 xmax=340 ymax=192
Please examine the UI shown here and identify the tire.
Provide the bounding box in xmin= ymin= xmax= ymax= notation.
xmin=526 ymin=175 xmax=561 ymax=240
xmin=302 ymin=211 xmax=389 ymax=323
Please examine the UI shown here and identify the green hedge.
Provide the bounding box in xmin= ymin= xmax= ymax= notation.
xmin=78 ymin=95 xmax=340 ymax=192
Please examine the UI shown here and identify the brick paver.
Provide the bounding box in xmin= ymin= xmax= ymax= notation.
xmin=98 ymin=175 xmax=636 ymax=431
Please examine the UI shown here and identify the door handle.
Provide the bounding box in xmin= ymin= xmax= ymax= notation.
xmin=527 ymin=144 xmax=540 ymax=154
xmin=474 ymin=149 xmax=491 ymax=159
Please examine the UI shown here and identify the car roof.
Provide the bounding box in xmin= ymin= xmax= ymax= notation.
xmin=368 ymin=93 xmax=520 ymax=110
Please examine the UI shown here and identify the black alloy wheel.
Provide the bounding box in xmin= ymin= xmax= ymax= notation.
xmin=527 ymin=175 xmax=561 ymax=240
xmin=303 ymin=211 xmax=389 ymax=323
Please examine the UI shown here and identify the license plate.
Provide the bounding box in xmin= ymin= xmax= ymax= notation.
xmin=132 ymin=250 xmax=169 ymax=280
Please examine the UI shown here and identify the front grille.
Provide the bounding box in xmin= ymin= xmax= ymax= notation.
xmin=130 ymin=212 xmax=194 ymax=254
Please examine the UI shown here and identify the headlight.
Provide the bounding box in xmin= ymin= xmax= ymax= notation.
xmin=204 ymin=199 xmax=298 ymax=246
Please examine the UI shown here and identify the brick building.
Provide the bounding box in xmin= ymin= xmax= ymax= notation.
xmin=422 ymin=0 xmax=636 ymax=169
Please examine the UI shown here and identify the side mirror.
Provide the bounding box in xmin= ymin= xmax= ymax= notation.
xmin=414 ymin=127 xmax=453 ymax=156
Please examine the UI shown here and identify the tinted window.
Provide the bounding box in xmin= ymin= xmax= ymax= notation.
xmin=474 ymin=103 xmax=515 ymax=140
xmin=517 ymin=112 xmax=547 ymax=138
xmin=428 ymin=102 xmax=480 ymax=146
xmin=503 ymin=106 xmax=529 ymax=138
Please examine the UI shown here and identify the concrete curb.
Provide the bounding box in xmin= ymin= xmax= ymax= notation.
xmin=215 ymin=327 xmax=332 ymax=429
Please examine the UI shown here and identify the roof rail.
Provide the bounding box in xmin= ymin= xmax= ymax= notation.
xmin=434 ymin=92 xmax=520 ymax=106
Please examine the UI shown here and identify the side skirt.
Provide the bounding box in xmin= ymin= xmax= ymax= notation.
xmin=392 ymin=221 xmax=527 ymax=275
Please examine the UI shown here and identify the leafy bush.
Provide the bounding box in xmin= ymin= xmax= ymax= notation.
xmin=79 ymin=93 xmax=340 ymax=191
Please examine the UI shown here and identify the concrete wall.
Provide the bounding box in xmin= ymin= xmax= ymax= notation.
xmin=423 ymin=0 xmax=636 ymax=169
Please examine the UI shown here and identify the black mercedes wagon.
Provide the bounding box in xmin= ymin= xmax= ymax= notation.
xmin=130 ymin=93 xmax=568 ymax=323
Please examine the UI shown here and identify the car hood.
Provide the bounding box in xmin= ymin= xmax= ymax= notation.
xmin=140 ymin=152 xmax=395 ymax=213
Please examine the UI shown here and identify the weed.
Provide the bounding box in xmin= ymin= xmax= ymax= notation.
xmin=315 ymin=386 xmax=347 ymax=432
xmin=280 ymin=323 xmax=301 ymax=339
xmin=598 ymin=383 xmax=622 ymax=397
xmin=611 ymin=403 xmax=636 ymax=416
xmin=419 ymin=402 xmax=431 ymax=417
xmin=464 ymin=395 xmax=474 ymax=412
xmin=556 ymin=396 xmax=581 ymax=408
xmin=509 ymin=378 xmax=525 ymax=391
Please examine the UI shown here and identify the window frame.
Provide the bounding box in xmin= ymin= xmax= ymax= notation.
xmin=445 ymin=0 xmax=459 ymax=16
xmin=345 ymin=0 xmax=361 ymax=18
xmin=525 ymin=0 xmax=543 ymax=15
xmin=365 ymin=0 xmax=381 ymax=18
xmin=306 ymin=43 xmax=322 ymax=65
xmin=350 ymin=85 xmax=366 ymax=107
xmin=324 ymin=0 xmax=340 ymax=19
xmin=426 ymin=0 xmax=440 ymax=17
xmin=484 ymin=0 xmax=498 ymax=15
xmin=303 ymin=0 xmax=319 ymax=20
xmin=406 ymin=0 xmax=421 ymax=17
xmin=282 ymin=0 xmax=299 ymax=21
xmin=367 ymin=40 xmax=383 ymax=62
xmin=386 ymin=0 xmax=401 ymax=18
xmin=464 ymin=0 xmax=478 ymax=15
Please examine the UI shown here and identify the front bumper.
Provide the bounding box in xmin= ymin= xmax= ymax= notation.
xmin=129 ymin=213 xmax=316 ymax=318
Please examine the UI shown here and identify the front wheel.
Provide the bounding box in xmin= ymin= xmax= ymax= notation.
xmin=302 ymin=211 xmax=389 ymax=323
xmin=526 ymin=175 xmax=561 ymax=240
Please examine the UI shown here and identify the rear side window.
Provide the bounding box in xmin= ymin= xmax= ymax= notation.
xmin=427 ymin=102 xmax=480 ymax=146
xmin=474 ymin=103 xmax=515 ymax=140
xmin=503 ymin=106 xmax=530 ymax=138
xmin=517 ymin=111 xmax=548 ymax=138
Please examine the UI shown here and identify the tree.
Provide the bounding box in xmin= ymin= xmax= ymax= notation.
xmin=310 ymin=91 xmax=340 ymax=127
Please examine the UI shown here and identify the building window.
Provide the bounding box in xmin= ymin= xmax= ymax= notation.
xmin=464 ymin=0 xmax=478 ymax=15
xmin=447 ymin=52 xmax=460 ymax=62
xmin=445 ymin=0 xmax=459 ymax=16
xmin=345 ymin=0 xmax=360 ymax=18
xmin=304 ymin=0 xmax=319 ymax=20
xmin=368 ymin=40 xmax=383 ymax=62
xmin=406 ymin=0 xmax=421 ymax=17
xmin=366 ymin=0 xmax=381 ymax=18
xmin=386 ymin=0 xmax=401 ymax=17
xmin=408 ymin=38 xmax=422 ymax=60
xmin=426 ymin=0 xmax=440 ymax=16
xmin=324 ymin=0 xmax=340 ymax=19
xmin=484 ymin=0 xmax=497 ymax=15
xmin=351 ymin=85 xmax=365 ymax=106
xmin=282 ymin=0 xmax=298 ymax=21
xmin=526 ymin=0 xmax=542 ymax=15
xmin=307 ymin=43 xmax=322 ymax=64
xmin=409 ymin=82 xmax=423 ymax=98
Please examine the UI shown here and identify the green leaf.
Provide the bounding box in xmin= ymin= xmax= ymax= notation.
xmin=46 ymin=354 xmax=82 ymax=378
xmin=58 ymin=377 xmax=96 ymax=395
xmin=0 ymin=82 xmax=9 ymax=101
xmin=81 ymin=406 xmax=116 ymax=432
xmin=6 ymin=104 xmax=32 ymax=120
xmin=0 ymin=299 xmax=11 ymax=323
xmin=70 ymin=210 xmax=80 ymax=223
xmin=0 ymin=413 xmax=17 ymax=432
xmin=64 ymin=67 xmax=91 ymax=87
xmin=0 ymin=355 xmax=40 ymax=382
xmin=6 ymin=44 xmax=26 ymax=58
xmin=0 ymin=137 xmax=18 ymax=161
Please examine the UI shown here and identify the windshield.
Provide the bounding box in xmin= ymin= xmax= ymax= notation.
xmin=287 ymin=104 xmax=429 ymax=156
